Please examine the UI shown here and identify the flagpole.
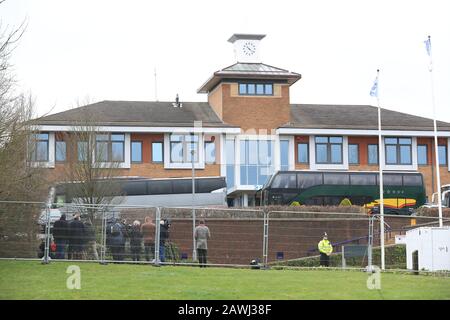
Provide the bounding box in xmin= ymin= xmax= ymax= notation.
xmin=427 ymin=35 xmax=443 ymax=227
xmin=375 ymin=69 xmax=385 ymax=270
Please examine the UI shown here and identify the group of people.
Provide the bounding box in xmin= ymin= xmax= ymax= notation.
xmin=106 ymin=216 xmax=171 ymax=263
xmin=51 ymin=213 xmax=98 ymax=260
xmin=48 ymin=213 xmax=213 ymax=267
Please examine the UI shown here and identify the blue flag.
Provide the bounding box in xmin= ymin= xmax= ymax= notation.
xmin=424 ymin=36 xmax=431 ymax=56
xmin=370 ymin=75 xmax=378 ymax=97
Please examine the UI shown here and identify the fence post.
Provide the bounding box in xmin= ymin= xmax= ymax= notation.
xmin=42 ymin=204 xmax=51 ymax=264
xmin=367 ymin=215 xmax=374 ymax=272
xmin=100 ymin=209 xmax=107 ymax=265
xmin=262 ymin=209 xmax=270 ymax=269
xmin=154 ymin=207 xmax=161 ymax=266
xmin=341 ymin=246 xmax=346 ymax=269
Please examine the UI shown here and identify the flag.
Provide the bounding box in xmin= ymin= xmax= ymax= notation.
xmin=370 ymin=75 xmax=378 ymax=97
xmin=424 ymin=36 xmax=431 ymax=56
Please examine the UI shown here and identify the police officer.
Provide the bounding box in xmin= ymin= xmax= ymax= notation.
xmin=318 ymin=232 xmax=333 ymax=267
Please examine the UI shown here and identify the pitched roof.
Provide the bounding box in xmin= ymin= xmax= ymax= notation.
xmin=35 ymin=100 xmax=236 ymax=128
xmin=197 ymin=62 xmax=301 ymax=93
xmin=284 ymin=104 xmax=450 ymax=131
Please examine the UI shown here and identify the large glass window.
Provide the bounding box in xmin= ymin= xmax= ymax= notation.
xmin=439 ymin=145 xmax=447 ymax=165
xmin=131 ymin=141 xmax=142 ymax=163
xmin=385 ymin=137 xmax=412 ymax=165
xmin=297 ymin=143 xmax=309 ymax=164
xmin=152 ymin=142 xmax=163 ymax=163
xmin=238 ymin=83 xmax=273 ymax=96
xmin=315 ymin=136 xmax=343 ymax=164
xmin=226 ymin=139 xmax=235 ymax=188
xmin=280 ymin=140 xmax=289 ymax=171
xmin=368 ymin=144 xmax=379 ymax=165
xmin=205 ymin=141 xmax=216 ymax=164
xmin=29 ymin=133 xmax=49 ymax=162
xmin=95 ymin=133 xmax=125 ymax=162
xmin=348 ymin=144 xmax=359 ymax=164
xmin=417 ymin=145 xmax=428 ymax=165
xmin=77 ymin=141 xmax=88 ymax=162
xmin=55 ymin=141 xmax=66 ymax=162
xmin=169 ymin=134 xmax=199 ymax=163
xmin=240 ymin=140 xmax=274 ymax=186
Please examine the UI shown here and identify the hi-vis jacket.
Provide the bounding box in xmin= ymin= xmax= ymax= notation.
xmin=318 ymin=239 xmax=333 ymax=255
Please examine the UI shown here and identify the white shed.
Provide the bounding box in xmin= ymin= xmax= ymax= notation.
xmin=405 ymin=227 xmax=450 ymax=272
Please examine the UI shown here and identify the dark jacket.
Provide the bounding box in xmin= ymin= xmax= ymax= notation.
xmin=53 ymin=219 xmax=69 ymax=241
xmin=107 ymin=222 xmax=125 ymax=246
xmin=83 ymin=222 xmax=96 ymax=243
xmin=160 ymin=223 xmax=170 ymax=244
xmin=68 ymin=219 xmax=85 ymax=246
xmin=129 ymin=225 xmax=143 ymax=247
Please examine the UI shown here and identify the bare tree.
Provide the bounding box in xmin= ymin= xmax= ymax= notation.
xmin=57 ymin=107 xmax=124 ymax=221
xmin=0 ymin=4 xmax=47 ymax=201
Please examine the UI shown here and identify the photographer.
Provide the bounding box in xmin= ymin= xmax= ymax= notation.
xmin=159 ymin=219 xmax=171 ymax=263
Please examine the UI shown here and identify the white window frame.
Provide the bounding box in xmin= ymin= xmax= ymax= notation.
xmin=93 ymin=133 xmax=131 ymax=169
xmin=310 ymin=135 xmax=349 ymax=170
xmin=29 ymin=132 xmax=55 ymax=168
xmin=164 ymin=133 xmax=205 ymax=169
xmin=383 ymin=137 xmax=418 ymax=171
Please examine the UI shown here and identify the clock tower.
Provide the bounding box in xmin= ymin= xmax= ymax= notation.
xmin=228 ymin=33 xmax=265 ymax=63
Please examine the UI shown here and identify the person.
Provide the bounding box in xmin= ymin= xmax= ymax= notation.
xmin=83 ymin=219 xmax=99 ymax=260
xmin=159 ymin=219 xmax=171 ymax=263
xmin=68 ymin=213 xmax=85 ymax=260
xmin=130 ymin=220 xmax=143 ymax=261
xmin=52 ymin=214 xmax=69 ymax=259
xmin=318 ymin=232 xmax=333 ymax=267
xmin=194 ymin=220 xmax=210 ymax=268
xmin=108 ymin=218 xmax=126 ymax=261
xmin=141 ymin=216 xmax=156 ymax=262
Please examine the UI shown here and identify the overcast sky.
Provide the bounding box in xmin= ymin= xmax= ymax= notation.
xmin=2 ymin=0 xmax=450 ymax=123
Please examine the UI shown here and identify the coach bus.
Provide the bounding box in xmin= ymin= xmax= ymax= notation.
xmin=261 ymin=171 xmax=426 ymax=214
xmin=52 ymin=176 xmax=227 ymax=207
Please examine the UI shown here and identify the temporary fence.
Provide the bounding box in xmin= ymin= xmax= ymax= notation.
xmin=0 ymin=200 xmax=449 ymax=272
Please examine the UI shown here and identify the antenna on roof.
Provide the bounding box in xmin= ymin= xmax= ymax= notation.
xmin=172 ymin=94 xmax=182 ymax=108
xmin=154 ymin=68 xmax=158 ymax=102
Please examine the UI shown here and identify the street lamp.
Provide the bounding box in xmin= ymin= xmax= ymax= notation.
xmin=191 ymin=147 xmax=197 ymax=261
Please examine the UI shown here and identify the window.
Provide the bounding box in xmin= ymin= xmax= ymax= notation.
xmin=385 ymin=137 xmax=412 ymax=165
xmin=350 ymin=174 xmax=376 ymax=186
xmin=205 ymin=141 xmax=216 ymax=164
xmin=169 ymin=134 xmax=199 ymax=163
xmin=55 ymin=141 xmax=66 ymax=162
xmin=297 ymin=173 xmax=323 ymax=189
xmin=297 ymin=143 xmax=309 ymax=164
xmin=238 ymin=83 xmax=274 ymax=96
xmin=438 ymin=145 xmax=447 ymax=165
xmin=226 ymin=139 xmax=235 ymax=188
xmin=368 ymin=144 xmax=379 ymax=165
xmin=29 ymin=133 xmax=49 ymax=162
xmin=382 ymin=174 xmax=403 ymax=186
xmin=77 ymin=141 xmax=88 ymax=162
xmin=417 ymin=145 xmax=428 ymax=165
xmin=280 ymin=140 xmax=289 ymax=171
xmin=403 ymin=175 xmax=422 ymax=186
xmin=271 ymin=173 xmax=297 ymax=189
xmin=324 ymin=173 xmax=349 ymax=185
xmin=95 ymin=133 xmax=125 ymax=162
xmin=131 ymin=141 xmax=142 ymax=163
xmin=152 ymin=142 xmax=163 ymax=163
xmin=240 ymin=140 xmax=274 ymax=186
xmin=348 ymin=144 xmax=359 ymax=164
xmin=315 ymin=136 xmax=343 ymax=164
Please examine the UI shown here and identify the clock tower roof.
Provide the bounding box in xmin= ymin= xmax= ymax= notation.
xmin=197 ymin=62 xmax=301 ymax=93
xmin=227 ymin=34 xmax=266 ymax=43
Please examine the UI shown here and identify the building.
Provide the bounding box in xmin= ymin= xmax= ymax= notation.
xmin=32 ymin=34 xmax=450 ymax=206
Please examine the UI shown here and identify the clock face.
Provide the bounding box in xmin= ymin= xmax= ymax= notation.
xmin=242 ymin=42 xmax=256 ymax=56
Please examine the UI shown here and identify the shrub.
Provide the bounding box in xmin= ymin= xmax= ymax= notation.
xmin=290 ymin=201 xmax=301 ymax=206
xmin=339 ymin=198 xmax=352 ymax=206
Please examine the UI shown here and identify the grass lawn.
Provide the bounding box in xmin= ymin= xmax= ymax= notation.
xmin=0 ymin=260 xmax=449 ymax=300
